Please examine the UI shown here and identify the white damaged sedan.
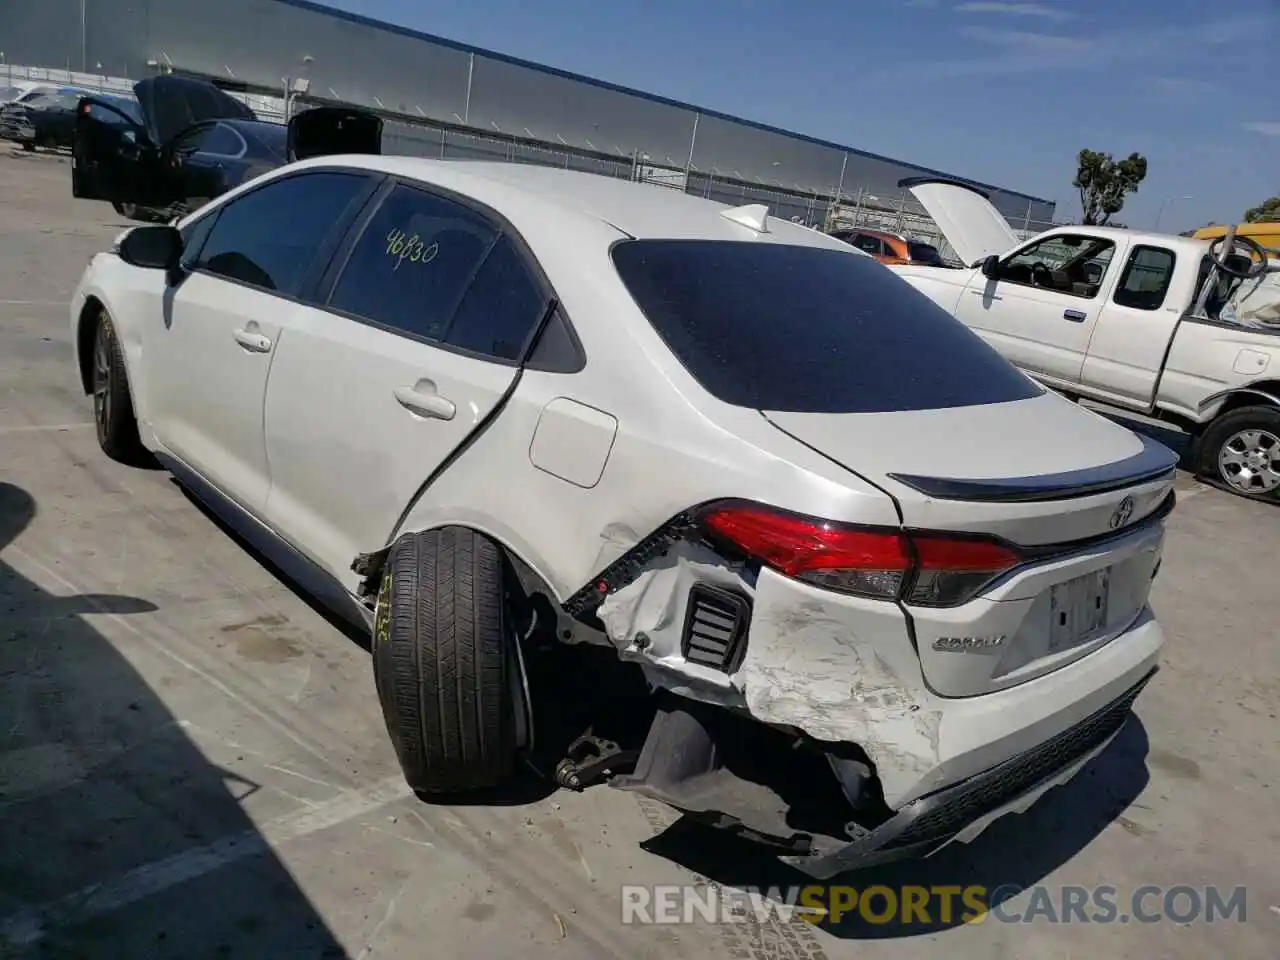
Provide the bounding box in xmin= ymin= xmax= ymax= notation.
xmin=70 ymin=155 xmax=1176 ymax=876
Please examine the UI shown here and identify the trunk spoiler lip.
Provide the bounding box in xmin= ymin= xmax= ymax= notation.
xmin=887 ymin=433 xmax=1180 ymax=503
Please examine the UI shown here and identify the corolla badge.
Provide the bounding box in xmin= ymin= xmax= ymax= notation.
xmin=1109 ymin=495 xmax=1135 ymax=530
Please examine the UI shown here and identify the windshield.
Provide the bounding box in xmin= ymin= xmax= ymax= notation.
xmin=610 ymin=239 xmax=1043 ymax=414
xmin=907 ymin=242 xmax=945 ymax=265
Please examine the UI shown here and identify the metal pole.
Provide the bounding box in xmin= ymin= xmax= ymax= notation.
xmin=81 ymin=0 xmax=88 ymax=72
xmin=463 ymin=53 xmax=474 ymax=126
xmin=1023 ymin=200 xmax=1032 ymax=233
xmin=683 ymin=112 xmax=699 ymax=183
xmin=830 ymin=152 xmax=848 ymax=230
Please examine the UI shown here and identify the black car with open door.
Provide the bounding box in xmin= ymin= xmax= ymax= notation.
xmin=72 ymin=75 xmax=382 ymax=221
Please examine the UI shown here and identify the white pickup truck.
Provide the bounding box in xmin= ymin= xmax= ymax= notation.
xmin=888 ymin=177 xmax=1280 ymax=502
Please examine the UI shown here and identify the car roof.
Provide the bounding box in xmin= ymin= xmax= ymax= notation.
xmin=291 ymin=155 xmax=857 ymax=248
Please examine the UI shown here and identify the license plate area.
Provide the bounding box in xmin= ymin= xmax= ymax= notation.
xmin=1048 ymin=567 xmax=1110 ymax=654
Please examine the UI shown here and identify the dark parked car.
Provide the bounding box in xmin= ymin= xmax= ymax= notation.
xmin=0 ymin=85 xmax=110 ymax=151
xmin=73 ymin=75 xmax=383 ymax=221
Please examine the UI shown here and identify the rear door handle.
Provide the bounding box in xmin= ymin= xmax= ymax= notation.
xmin=1063 ymin=309 xmax=1087 ymax=322
xmin=232 ymin=328 xmax=272 ymax=352
xmin=394 ymin=385 xmax=456 ymax=421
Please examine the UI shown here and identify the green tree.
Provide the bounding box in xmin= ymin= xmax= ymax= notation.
xmin=1244 ymin=197 xmax=1280 ymax=223
xmin=1073 ymin=149 xmax=1149 ymax=225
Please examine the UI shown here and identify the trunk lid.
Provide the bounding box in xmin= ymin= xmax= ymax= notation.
xmin=763 ymin=389 xmax=1176 ymax=544
xmin=287 ymin=105 xmax=383 ymax=161
xmin=898 ymin=176 xmax=1021 ymax=267
xmin=763 ymin=391 xmax=1178 ymax=698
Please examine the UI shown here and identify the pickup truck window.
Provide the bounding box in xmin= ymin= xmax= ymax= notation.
xmin=999 ymin=234 xmax=1116 ymax=299
xmin=1113 ymin=246 xmax=1176 ymax=311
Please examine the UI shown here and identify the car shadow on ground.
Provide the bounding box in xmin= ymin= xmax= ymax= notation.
xmin=167 ymin=477 xmax=568 ymax=808
xmin=0 ymin=481 xmax=351 ymax=957
xmin=640 ymin=717 xmax=1151 ymax=939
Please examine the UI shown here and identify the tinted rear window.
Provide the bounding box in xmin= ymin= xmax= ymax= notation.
xmin=610 ymin=239 xmax=1042 ymax=414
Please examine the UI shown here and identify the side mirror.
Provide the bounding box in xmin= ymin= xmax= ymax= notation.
xmin=118 ymin=225 xmax=182 ymax=271
xmin=980 ymin=254 xmax=1001 ymax=280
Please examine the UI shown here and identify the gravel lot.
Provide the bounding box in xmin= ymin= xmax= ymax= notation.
xmin=0 ymin=145 xmax=1275 ymax=959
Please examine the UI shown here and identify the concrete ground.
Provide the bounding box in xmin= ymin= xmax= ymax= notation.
xmin=0 ymin=145 xmax=1275 ymax=960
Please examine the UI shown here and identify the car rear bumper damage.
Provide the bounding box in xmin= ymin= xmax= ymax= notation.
xmin=568 ymin=495 xmax=1166 ymax=871
xmin=613 ymin=669 xmax=1154 ymax=878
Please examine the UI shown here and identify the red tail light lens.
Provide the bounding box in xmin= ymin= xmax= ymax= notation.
xmin=700 ymin=504 xmax=1021 ymax=606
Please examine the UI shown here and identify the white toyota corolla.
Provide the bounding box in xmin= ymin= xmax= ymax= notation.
xmin=71 ymin=155 xmax=1176 ymax=877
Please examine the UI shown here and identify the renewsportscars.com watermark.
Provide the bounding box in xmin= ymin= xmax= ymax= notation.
xmin=620 ymin=883 xmax=1250 ymax=926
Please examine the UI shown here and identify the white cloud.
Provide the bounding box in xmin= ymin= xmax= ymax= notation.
xmin=1148 ymin=76 xmax=1217 ymax=97
xmin=869 ymin=13 xmax=1277 ymax=82
xmin=1243 ymin=121 xmax=1280 ymax=137
xmin=955 ymin=2 xmax=1075 ymax=21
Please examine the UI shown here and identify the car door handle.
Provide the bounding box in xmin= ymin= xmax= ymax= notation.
xmin=1063 ymin=309 xmax=1087 ymax=322
xmin=394 ymin=385 xmax=456 ymax=421
xmin=232 ymin=328 xmax=272 ymax=352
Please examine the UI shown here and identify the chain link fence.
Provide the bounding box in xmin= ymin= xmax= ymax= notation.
xmin=3 ymin=61 xmax=1063 ymax=260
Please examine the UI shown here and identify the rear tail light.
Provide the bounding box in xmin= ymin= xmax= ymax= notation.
xmin=700 ymin=503 xmax=1021 ymax=607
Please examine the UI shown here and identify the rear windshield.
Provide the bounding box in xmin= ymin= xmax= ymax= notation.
xmin=610 ymin=239 xmax=1042 ymax=414
xmin=907 ymin=242 xmax=945 ymax=265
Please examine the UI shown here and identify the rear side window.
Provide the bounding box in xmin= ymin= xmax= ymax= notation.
xmin=195 ymin=171 xmax=370 ymax=296
xmin=201 ymin=123 xmax=247 ymax=157
xmin=1113 ymin=246 xmax=1176 ymax=311
xmin=611 ymin=239 xmax=1043 ymax=414
xmin=328 ymin=184 xmax=498 ymax=341
xmin=445 ymin=235 xmax=548 ymax=361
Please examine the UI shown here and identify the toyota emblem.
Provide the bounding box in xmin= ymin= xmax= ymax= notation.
xmin=1109 ymin=496 xmax=1135 ymax=529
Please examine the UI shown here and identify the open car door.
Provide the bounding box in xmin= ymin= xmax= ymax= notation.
xmin=72 ymin=75 xmax=258 ymax=206
xmin=287 ymin=106 xmax=382 ymax=161
xmin=71 ymin=96 xmax=178 ymax=205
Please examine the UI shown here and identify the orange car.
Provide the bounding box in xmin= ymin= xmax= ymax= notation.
xmin=830 ymin=227 xmax=949 ymax=267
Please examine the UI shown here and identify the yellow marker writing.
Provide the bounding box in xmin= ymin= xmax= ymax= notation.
xmin=385 ymin=229 xmax=440 ymax=271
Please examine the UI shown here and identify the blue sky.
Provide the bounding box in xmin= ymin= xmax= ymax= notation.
xmin=323 ymin=0 xmax=1277 ymax=231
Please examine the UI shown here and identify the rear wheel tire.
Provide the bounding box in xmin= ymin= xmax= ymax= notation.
xmin=1198 ymin=405 xmax=1280 ymax=501
xmin=20 ymin=141 xmax=34 ymax=152
xmin=91 ymin=310 xmax=148 ymax=465
xmin=373 ymin=526 xmax=519 ymax=795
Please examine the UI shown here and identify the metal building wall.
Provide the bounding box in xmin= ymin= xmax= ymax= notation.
xmin=0 ymin=0 xmax=1056 ymax=225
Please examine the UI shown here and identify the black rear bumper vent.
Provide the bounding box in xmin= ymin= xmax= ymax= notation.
xmin=681 ymin=583 xmax=751 ymax=673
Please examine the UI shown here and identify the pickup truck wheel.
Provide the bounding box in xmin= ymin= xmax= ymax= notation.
xmin=373 ymin=526 xmax=518 ymax=795
xmin=1199 ymin=406 xmax=1280 ymax=500
xmin=91 ymin=310 xmax=148 ymax=465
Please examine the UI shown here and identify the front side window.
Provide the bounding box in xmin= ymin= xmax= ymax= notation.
xmin=328 ymin=184 xmax=498 ymax=341
xmin=998 ymin=234 xmax=1116 ymax=299
xmin=1113 ymin=246 xmax=1176 ymax=311
xmin=179 ymin=212 xmax=218 ymax=264
xmin=611 ymin=239 xmax=1043 ymax=414
xmin=195 ymin=171 xmax=371 ymax=296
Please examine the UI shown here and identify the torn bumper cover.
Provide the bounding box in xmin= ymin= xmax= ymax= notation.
xmin=612 ymin=670 xmax=1153 ymax=879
